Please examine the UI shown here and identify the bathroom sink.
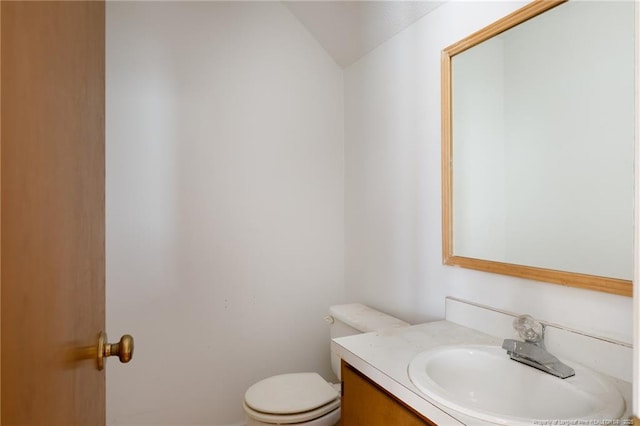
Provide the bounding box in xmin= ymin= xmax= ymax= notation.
xmin=408 ymin=345 xmax=624 ymax=425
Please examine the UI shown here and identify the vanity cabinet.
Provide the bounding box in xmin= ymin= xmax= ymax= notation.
xmin=340 ymin=361 xmax=435 ymax=426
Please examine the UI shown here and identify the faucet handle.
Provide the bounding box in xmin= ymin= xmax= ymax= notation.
xmin=513 ymin=314 xmax=545 ymax=347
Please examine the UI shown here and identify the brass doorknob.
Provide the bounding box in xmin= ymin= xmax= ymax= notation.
xmin=97 ymin=332 xmax=134 ymax=371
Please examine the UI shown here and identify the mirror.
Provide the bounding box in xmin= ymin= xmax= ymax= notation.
xmin=442 ymin=0 xmax=635 ymax=296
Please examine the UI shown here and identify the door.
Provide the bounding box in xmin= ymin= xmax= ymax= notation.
xmin=1 ymin=1 xmax=106 ymax=424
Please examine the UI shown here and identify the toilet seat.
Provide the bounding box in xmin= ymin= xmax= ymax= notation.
xmin=243 ymin=399 xmax=340 ymax=424
xmin=244 ymin=372 xmax=340 ymax=424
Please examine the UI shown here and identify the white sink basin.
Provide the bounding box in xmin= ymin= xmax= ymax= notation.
xmin=408 ymin=345 xmax=624 ymax=425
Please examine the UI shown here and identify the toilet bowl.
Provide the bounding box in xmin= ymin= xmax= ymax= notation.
xmin=242 ymin=304 xmax=409 ymax=425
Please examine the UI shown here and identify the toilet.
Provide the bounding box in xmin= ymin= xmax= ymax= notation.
xmin=243 ymin=303 xmax=409 ymax=426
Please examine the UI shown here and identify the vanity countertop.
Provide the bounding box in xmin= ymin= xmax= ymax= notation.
xmin=331 ymin=320 xmax=633 ymax=425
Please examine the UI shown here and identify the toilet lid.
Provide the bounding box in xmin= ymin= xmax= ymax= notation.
xmin=244 ymin=372 xmax=339 ymax=415
xmin=243 ymin=399 xmax=340 ymax=424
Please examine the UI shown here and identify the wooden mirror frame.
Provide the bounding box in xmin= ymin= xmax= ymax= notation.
xmin=441 ymin=0 xmax=633 ymax=297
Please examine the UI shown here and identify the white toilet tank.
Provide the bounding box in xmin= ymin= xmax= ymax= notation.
xmin=327 ymin=303 xmax=409 ymax=380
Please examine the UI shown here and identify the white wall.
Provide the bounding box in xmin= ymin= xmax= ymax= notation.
xmin=345 ymin=1 xmax=633 ymax=345
xmin=633 ymin=1 xmax=640 ymax=416
xmin=106 ymin=2 xmax=344 ymax=425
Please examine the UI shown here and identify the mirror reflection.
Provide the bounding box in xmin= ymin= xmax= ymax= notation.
xmin=444 ymin=1 xmax=635 ymax=293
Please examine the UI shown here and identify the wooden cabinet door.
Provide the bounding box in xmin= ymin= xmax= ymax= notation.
xmin=1 ymin=1 xmax=106 ymax=424
xmin=341 ymin=361 xmax=435 ymax=426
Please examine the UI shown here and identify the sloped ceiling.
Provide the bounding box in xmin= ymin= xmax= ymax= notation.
xmin=283 ymin=1 xmax=444 ymax=68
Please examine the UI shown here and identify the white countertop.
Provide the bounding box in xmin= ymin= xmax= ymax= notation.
xmin=331 ymin=320 xmax=632 ymax=425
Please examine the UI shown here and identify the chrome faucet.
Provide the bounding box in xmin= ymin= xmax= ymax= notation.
xmin=502 ymin=315 xmax=575 ymax=379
